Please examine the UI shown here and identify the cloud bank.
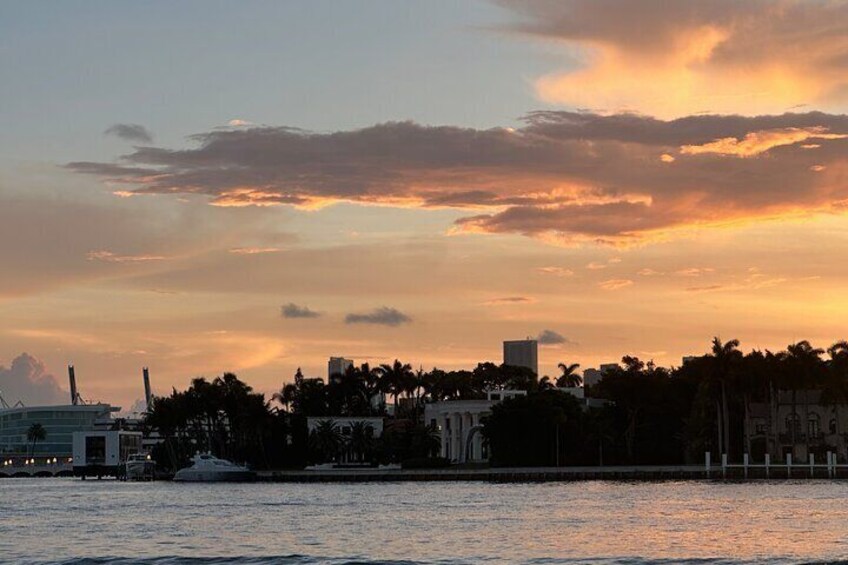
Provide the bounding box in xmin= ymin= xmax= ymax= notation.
xmin=69 ymin=112 xmax=848 ymax=246
xmin=0 ymin=353 xmax=67 ymax=406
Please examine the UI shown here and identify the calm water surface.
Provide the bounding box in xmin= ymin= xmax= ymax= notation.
xmin=2 ymin=479 xmax=848 ymax=564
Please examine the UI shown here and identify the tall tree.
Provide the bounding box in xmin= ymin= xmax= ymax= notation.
xmin=378 ymin=360 xmax=414 ymax=413
xmin=556 ymin=362 xmax=582 ymax=388
xmin=706 ymin=337 xmax=742 ymax=457
xmin=27 ymin=423 xmax=46 ymax=457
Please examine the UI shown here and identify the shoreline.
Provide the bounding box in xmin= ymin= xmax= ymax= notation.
xmin=256 ymin=464 xmax=848 ymax=482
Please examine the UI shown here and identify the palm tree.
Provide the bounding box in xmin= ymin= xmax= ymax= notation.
xmin=347 ymin=421 xmax=375 ymax=463
xmin=538 ymin=376 xmax=555 ymax=391
xmin=309 ymin=420 xmax=342 ymax=463
xmin=27 ymin=423 xmax=46 ymax=457
xmin=272 ymin=382 xmax=298 ymax=412
xmin=707 ymin=337 xmax=742 ymax=457
xmin=824 ymin=341 xmax=848 ymax=449
xmin=378 ymin=359 xmax=414 ymax=413
xmin=556 ymin=362 xmax=582 ymax=388
xmin=777 ymin=341 xmax=824 ymax=462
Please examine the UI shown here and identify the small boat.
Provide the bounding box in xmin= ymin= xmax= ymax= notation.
xmin=125 ymin=452 xmax=156 ymax=481
xmin=173 ymin=453 xmax=256 ymax=482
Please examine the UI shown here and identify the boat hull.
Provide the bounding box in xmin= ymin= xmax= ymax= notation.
xmin=172 ymin=469 xmax=256 ymax=482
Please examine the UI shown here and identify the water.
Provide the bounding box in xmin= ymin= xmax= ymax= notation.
xmin=2 ymin=479 xmax=848 ymax=564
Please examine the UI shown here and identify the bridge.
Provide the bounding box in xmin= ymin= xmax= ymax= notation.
xmin=0 ymin=458 xmax=74 ymax=478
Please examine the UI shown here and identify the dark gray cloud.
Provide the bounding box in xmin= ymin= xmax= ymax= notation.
xmin=345 ymin=306 xmax=412 ymax=326
xmin=537 ymin=329 xmax=572 ymax=345
xmin=0 ymin=353 xmax=67 ymax=406
xmin=281 ymin=303 xmax=321 ymax=319
xmin=104 ymin=123 xmax=154 ymax=144
xmin=69 ymin=112 xmax=848 ymax=244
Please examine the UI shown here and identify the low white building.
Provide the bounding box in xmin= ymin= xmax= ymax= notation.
xmin=556 ymin=386 xmax=585 ymax=399
xmin=72 ymin=430 xmax=143 ymax=477
xmin=424 ymin=390 xmax=526 ymax=463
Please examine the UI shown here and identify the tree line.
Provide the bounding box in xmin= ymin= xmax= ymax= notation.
xmin=142 ymin=337 xmax=848 ymax=470
xmin=484 ymin=338 xmax=848 ymax=466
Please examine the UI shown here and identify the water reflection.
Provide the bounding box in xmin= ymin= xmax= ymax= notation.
xmin=1 ymin=479 xmax=847 ymax=564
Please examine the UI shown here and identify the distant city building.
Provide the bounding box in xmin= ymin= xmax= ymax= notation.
xmin=582 ymin=363 xmax=619 ymax=389
xmin=425 ymin=390 xmax=527 ymax=463
xmin=681 ymin=356 xmax=698 ymax=365
xmin=0 ymin=404 xmax=117 ymax=457
xmin=503 ymin=339 xmax=538 ymax=376
xmin=328 ymin=357 xmax=354 ymax=379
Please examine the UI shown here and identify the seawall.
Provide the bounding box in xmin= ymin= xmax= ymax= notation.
xmin=257 ymin=464 xmax=848 ymax=482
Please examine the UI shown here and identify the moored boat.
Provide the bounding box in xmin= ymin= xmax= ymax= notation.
xmin=173 ymin=453 xmax=256 ymax=482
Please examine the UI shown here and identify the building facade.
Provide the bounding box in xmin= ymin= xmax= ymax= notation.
xmin=503 ymin=339 xmax=538 ymax=376
xmin=582 ymin=363 xmax=619 ymax=389
xmin=425 ymin=390 xmax=527 ymax=463
xmin=0 ymin=404 xmax=116 ymax=457
xmin=750 ymin=390 xmax=848 ymax=462
xmin=328 ymin=357 xmax=354 ymax=378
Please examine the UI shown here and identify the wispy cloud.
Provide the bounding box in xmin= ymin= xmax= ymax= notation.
xmin=229 ymin=247 xmax=281 ymax=255
xmin=537 ymin=267 xmax=574 ymax=277
xmin=680 ymin=127 xmax=848 ymax=158
xmin=484 ymin=296 xmax=536 ymax=306
xmin=86 ymin=250 xmax=166 ymax=263
xmin=345 ymin=306 xmax=411 ymax=326
xmin=637 ymin=268 xmax=663 ymax=276
xmin=675 ymin=268 xmax=715 ymax=277
xmin=599 ymin=279 xmax=633 ymax=290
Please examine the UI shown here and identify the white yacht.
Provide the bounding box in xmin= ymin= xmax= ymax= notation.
xmin=173 ymin=453 xmax=256 ymax=482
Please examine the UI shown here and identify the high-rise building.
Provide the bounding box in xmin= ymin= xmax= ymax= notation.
xmin=503 ymin=339 xmax=538 ymax=376
xmin=328 ymin=357 xmax=354 ymax=379
xmin=583 ymin=363 xmax=620 ymax=388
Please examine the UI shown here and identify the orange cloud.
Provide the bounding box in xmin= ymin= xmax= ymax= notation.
xmin=228 ymin=247 xmax=281 ymax=255
xmin=680 ymin=127 xmax=848 ymax=158
xmin=68 ymin=113 xmax=848 ymax=246
xmin=599 ymin=278 xmax=633 ymax=290
xmin=501 ymin=0 xmax=848 ymax=118
xmin=87 ymin=250 xmax=166 ymax=263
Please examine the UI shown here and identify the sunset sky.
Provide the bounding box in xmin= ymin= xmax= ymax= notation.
xmin=2 ymin=0 xmax=848 ymax=410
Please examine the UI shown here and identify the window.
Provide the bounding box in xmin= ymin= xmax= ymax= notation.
xmin=808 ymin=413 xmax=821 ymax=438
xmin=785 ymin=413 xmax=802 ymax=437
xmin=85 ymin=436 xmax=106 ymax=465
xmin=830 ymin=419 xmax=838 ymax=435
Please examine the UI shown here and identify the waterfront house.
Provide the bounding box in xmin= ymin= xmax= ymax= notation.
xmin=425 ymin=390 xmax=527 ymax=464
